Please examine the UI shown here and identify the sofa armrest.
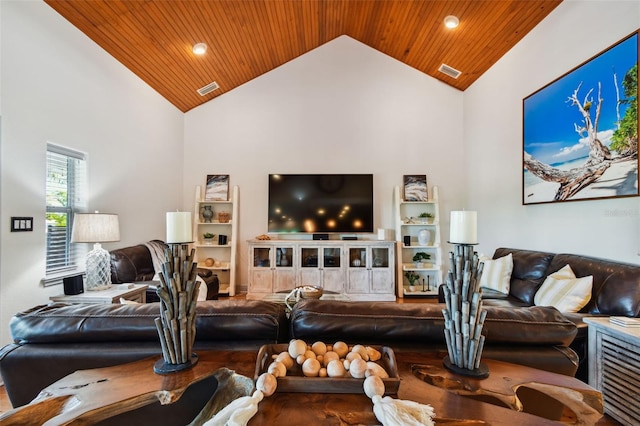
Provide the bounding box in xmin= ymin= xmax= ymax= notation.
xmin=110 ymin=244 xmax=157 ymax=283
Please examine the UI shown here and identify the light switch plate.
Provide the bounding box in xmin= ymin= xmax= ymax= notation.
xmin=11 ymin=217 xmax=33 ymax=232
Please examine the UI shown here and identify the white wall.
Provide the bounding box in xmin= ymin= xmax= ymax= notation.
xmin=184 ymin=36 xmax=466 ymax=289
xmin=465 ymin=0 xmax=640 ymax=263
xmin=0 ymin=1 xmax=184 ymax=345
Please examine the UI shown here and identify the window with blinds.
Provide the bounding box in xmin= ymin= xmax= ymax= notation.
xmin=45 ymin=143 xmax=87 ymax=285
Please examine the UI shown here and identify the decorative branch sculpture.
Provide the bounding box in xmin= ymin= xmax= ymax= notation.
xmin=154 ymin=243 xmax=200 ymax=374
xmin=441 ymin=244 xmax=489 ymax=378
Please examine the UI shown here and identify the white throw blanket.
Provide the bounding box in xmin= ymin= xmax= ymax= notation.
xmin=144 ymin=240 xmax=167 ymax=275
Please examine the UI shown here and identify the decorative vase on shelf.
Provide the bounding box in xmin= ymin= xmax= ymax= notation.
xmin=418 ymin=229 xmax=431 ymax=246
xmin=201 ymin=205 xmax=214 ymax=223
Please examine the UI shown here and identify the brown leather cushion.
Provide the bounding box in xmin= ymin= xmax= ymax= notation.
xmin=10 ymin=300 xmax=288 ymax=344
xmin=110 ymin=243 xmax=158 ymax=283
xmin=550 ymin=253 xmax=640 ymax=316
xmin=494 ymin=247 xmax=555 ymax=305
xmin=290 ymin=300 xmax=577 ymax=347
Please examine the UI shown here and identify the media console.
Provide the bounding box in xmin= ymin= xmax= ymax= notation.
xmin=246 ymin=239 xmax=395 ymax=301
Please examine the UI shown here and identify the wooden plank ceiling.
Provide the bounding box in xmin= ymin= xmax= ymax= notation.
xmin=44 ymin=0 xmax=562 ymax=112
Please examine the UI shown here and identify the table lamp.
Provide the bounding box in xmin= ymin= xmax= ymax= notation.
xmin=71 ymin=212 xmax=120 ymax=291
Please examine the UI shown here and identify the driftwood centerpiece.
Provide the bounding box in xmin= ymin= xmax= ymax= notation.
xmin=154 ymin=243 xmax=200 ymax=374
xmin=441 ymin=244 xmax=488 ymax=378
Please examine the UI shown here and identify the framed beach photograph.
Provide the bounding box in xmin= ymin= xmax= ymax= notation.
xmin=205 ymin=174 xmax=229 ymax=201
xmin=523 ymin=31 xmax=638 ymax=205
xmin=403 ymin=175 xmax=428 ymax=201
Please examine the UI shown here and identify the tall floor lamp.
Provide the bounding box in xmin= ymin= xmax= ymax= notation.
xmin=71 ymin=212 xmax=120 ymax=291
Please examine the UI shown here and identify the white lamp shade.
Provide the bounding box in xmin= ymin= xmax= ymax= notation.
xmin=449 ymin=211 xmax=477 ymax=244
xmin=166 ymin=212 xmax=193 ymax=243
xmin=71 ymin=213 xmax=120 ymax=243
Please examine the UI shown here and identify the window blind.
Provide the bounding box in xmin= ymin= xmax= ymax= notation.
xmin=44 ymin=143 xmax=87 ymax=286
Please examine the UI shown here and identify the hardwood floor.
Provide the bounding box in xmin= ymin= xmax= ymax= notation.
xmin=0 ymin=386 xmax=12 ymax=413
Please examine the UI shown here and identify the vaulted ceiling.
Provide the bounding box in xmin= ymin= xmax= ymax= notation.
xmin=44 ymin=0 xmax=562 ymax=112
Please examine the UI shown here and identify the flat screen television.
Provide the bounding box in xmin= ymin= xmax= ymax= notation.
xmin=268 ymin=174 xmax=374 ymax=234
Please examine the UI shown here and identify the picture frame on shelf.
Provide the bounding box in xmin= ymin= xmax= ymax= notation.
xmin=523 ymin=30 xmax=638 ymax=205
xmin=403 ymin=175 xmax=428 ymax=201
xmin=205 ymin=174 xmax=229 ymax=201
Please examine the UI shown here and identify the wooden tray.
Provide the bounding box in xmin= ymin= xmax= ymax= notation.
xmin=254 ymin=344 xmax=400 ymax=394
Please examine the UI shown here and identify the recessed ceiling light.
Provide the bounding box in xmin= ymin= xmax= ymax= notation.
xmin=444 ymin=15 xmax=459 ymax=29
xmin=193 ymin=43 xmax=207 ymax=55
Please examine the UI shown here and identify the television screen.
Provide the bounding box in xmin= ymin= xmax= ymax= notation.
xmin=268 ymin=174 xmax=374 ymax=234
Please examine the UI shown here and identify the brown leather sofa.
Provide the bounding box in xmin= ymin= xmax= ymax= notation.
xmin=110 ymin=240 xmax=220 ymax=300
xmin=0 ymin=300 xmax=287 ymax=424
xmin=0 ymin=298 xmax=578 ymax=425
xmin=452 ymin=247 xmax=640 ymax=382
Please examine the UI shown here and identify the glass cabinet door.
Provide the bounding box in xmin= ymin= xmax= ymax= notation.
xmin=371 ymin=245 xmax=393 ymax=294
xmin=298 ymin=246 xmax=320 ymax=289
xmin=253 ymin=247 xmax=271 ymax=268
xmin=275 ymin=247 xmax=293 ymax=267
xmin=274 ymin=245 xmax=296 ymax=292
xmin=250 ymin=246 xmax=274 ymax=294
xmin=323 ymin=247 xmax=341 ymax=268
xmin=371 ymin=247 xmax=389 ymax=268
xmin=348 ymin=248 xmax=366 ymax=268
xmin=300 ymin=247 xmax=319 ymax=268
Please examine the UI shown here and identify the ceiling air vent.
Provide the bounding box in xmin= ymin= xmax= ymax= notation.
xmin=197 ymin=81 xmax=220 ymax=96
xmin=438 ymin=64 xmax=461 ymax=79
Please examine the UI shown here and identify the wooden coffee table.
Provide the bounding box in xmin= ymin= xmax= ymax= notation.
xmin=0 ymin=350 xmax=602 ymax=425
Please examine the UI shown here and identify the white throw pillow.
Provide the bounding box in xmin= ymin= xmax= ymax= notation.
xmin=479 ymin=253 xmax=513 ymax=294
xmin=196 ymin=275 xmax=207 ymax=301
xmin=534 ymin=264 xmax=593 ymax=313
